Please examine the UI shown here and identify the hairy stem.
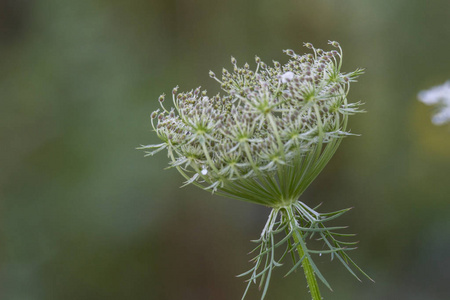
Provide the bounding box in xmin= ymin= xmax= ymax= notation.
xmin=285 ymin=206 xmax=322 ymax=300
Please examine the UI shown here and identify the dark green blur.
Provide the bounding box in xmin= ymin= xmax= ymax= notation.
xmin=1 ymin=0 xmax=449 ymax=299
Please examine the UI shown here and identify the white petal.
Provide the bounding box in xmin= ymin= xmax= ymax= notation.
xmin=418 ymin=81 xmax=450 ymax=105
xmin=432 ymin=107 xmax=450 ymax=125
xmin=281 ymin=71 xmax=295 ymax=83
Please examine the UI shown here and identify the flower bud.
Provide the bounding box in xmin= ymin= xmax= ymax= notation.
xmin=328 ymin=40 xmax=340 ymax=48
xmin=284 ymin=49 xmax=295 ymax=56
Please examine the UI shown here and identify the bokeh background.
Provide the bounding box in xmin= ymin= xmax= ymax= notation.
xmin=1 ymin=0 xmax=450 ymax=299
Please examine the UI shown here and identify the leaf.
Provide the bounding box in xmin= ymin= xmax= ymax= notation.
xmin=284 ymin=254 xmax=306 ymax=277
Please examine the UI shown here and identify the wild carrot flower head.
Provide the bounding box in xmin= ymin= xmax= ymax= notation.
xmin=418 ymin=81 xmax=450 ymax=125
xmin=141 ymin=41 xmax=364 ymax=207
xmin=140 ymin=42 xmax=371 ymax=300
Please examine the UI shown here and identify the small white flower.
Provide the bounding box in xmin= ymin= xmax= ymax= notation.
xmin=418 ymin=81 xmax=450 ymax=125
xmin=281 ymin=71 xmax=294 ymax=83
xmin=201 ymin=167 xmax=208 ymax=175
xmin=418 ymin=81 xmax=450 ymax=105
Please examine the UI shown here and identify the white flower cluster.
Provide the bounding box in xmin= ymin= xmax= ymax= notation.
xmin=418 ymin=81 xmax=450 ymax=125
xmin=141 ymin=41 xmax=363 ymax=205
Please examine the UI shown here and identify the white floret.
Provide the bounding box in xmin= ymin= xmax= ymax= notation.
xmin=281 ymin=71 xmax=295 ymax=83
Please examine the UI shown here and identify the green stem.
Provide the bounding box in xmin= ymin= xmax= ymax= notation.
xmin=285 ymin=206 xmax=322 ymax=300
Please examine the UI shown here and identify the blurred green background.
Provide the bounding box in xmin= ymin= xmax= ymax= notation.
xmin=1 ymin=0 xmax=449 ymax=299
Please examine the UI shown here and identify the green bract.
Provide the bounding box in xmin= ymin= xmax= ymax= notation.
xmin=141 ymin=41 xmax=372 ymax=300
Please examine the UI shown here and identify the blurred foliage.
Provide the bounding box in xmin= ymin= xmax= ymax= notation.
xmin=1 ymin=0 xmax=449 ymax=299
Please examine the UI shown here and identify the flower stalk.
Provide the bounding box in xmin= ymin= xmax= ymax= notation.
xmin=285 ymin=206 xmax=322 ymax=300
